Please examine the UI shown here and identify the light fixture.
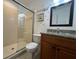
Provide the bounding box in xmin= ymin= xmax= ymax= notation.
xmin=53 ymin=0 xmax=71 ymax=6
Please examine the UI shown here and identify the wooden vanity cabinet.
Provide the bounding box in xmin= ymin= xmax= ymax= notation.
xmin=41 ymin=42 xmax=56 ymax=59
xmin=57 ymin=48 xmax=75 ymax=59
xmin=40 ymin=33 xmax=76 ymax=59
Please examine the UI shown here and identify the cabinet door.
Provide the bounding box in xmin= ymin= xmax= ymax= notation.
xmin=41 ymin=41 xmax=56 ymax=59
xmin=57 ymin=48 xmax=76 ymax=59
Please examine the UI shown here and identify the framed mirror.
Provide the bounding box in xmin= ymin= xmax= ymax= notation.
xmin=50 ymin=0 xmax=74 ymax=26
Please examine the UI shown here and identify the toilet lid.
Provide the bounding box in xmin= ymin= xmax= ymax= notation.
xmin=26 ymin=42 xmax=38 ymax=49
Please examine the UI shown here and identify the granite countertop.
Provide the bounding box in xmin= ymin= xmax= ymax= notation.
xmin=42 ymin=32 xmax=76 ymax=39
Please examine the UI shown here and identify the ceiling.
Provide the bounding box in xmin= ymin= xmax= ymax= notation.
xmin=15 ymin=0 xmax=54 ymax=12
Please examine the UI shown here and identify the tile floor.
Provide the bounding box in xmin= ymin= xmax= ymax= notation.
xmin=11 ymin=51 xmax=40 ymax=59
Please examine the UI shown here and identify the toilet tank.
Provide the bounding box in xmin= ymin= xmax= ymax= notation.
xmin=33 ymin=34 xmax=41 ymax=43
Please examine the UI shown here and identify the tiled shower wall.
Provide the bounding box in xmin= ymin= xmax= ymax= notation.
xmin=3 ymin=1 xmax=33 ymax=58
xmin=3 ymin=1 xmax=18 ymax=58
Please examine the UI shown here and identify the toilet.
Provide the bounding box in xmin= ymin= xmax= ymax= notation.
xmin=26 ymin=34 xmax=41 ymax=53
xmin=26 ymin=42 xmax=38 ymax=53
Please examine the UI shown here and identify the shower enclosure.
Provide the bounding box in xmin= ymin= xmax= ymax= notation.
xmin=3 ymin=0 xmax=34 ymax=59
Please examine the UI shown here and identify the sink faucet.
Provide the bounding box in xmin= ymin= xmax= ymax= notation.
xmin=57 ymin=28 xmax=60 ymax=33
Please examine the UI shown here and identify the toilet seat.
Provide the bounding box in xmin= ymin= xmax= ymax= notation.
xmin=26 ymin=42 xmax=38 ymax=49
xmin=26 ymin=42 xmax=38 ymax=53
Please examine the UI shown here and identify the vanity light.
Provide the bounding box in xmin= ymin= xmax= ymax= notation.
xmin=53 ymin=0 xmax=60 ymax=6
xmin=53 ymin=0 xmax=71 ymax=6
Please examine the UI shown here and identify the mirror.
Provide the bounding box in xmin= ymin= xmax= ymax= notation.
xmin=50 ymin=0 xmax=74 ymax=26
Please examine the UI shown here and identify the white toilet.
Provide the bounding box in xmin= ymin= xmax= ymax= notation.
xmin=26 ymin=34 xmax=41 ymax=53
xmin=26 ymin=42 xmax=38 ymax=53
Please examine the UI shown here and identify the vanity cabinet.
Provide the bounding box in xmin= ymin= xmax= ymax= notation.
xmin=40 ymin=33 xmax=76 ymax=59
xmin=41 ymin=42 xmax=56 ymax=59
xmin=57 ymin=48 xmax=75 ymax=59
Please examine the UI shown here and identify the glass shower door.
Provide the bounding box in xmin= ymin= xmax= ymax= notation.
xmin=17 ymin=10 xmax=33 ymax=59
xmin=3 ymin=0 xmax=34 ymax=59
xmin=3 ymin=0 xmax=18 ymax=58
